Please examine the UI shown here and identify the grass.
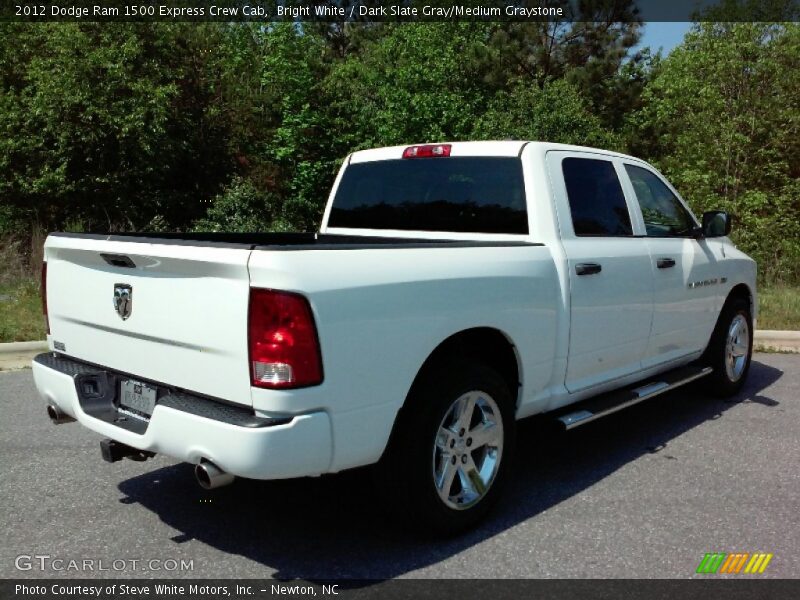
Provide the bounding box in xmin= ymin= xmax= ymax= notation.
xmin=0 ymin=231 xmax=46 ymax=343
xmin=758 ymin=285 xmax=800 ymax=331
xmin=0 ymin=278 xmax=46 ymax=342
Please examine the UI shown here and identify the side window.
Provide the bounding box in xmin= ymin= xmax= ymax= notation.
xmin=562 ymin=157 xmax=633 ymax=236
xmin=625 ymin=164 xmax=695 ymax=237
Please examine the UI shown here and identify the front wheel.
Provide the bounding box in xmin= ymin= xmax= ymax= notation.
xmin=376 ymin=359 xmax=516 ymax=535
xmin=703 ymin=297 xmax=753 ymax=397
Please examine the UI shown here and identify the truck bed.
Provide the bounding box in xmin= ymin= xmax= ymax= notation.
xmin=53 ymin=231 xmax=537 ymax=250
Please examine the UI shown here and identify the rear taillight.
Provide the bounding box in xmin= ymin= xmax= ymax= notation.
xmin=248 ymin=289 xmax=323 ymax=389
xmin=403 ymin=144 xmax=452 ymax=158
xmin=41 ymin=261 xmax=50 ymax=335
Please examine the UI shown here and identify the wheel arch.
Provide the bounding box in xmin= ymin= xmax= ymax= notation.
xmin=378 ymin=327 xmax=522 ymax=463
xmin=410 ymin=327 xmax=522 ymax=405
xmin=701 ymin=281 xmax=755 ymax=360
xmin=726 ymin=282 xmax=754 ymax=317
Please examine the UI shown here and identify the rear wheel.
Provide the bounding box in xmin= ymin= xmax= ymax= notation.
xmin=703 ymin=297 xmax=753 ymax=397
xmin=376 ymin=359 xmax=516 ymax=535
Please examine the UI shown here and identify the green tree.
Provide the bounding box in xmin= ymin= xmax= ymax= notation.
xmin=0 ymin=23 xmax=249 ymax=233
xmin=255 ymin=23 xmax=337 ymax=230
xmin=326 ymin=23 xmax=496 ymax=148
xmin=478 ymin=1 xmax=644 ymax=130
xmin=630 ymin=21 xmax=800 ymax=282
xmin=474 ymin=78 xmax=620 ymax=148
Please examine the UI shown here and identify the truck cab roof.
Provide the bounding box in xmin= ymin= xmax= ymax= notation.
xmin=349 ymin=140 xmax=641 ymax=164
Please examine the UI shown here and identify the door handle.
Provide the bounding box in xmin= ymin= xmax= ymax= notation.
xmin=576 ymin=263 xmax=602 ymax=276
xmin=657 ymin=258 xmax=676 ymax=269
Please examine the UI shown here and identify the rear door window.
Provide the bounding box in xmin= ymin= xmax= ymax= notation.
xmin=562 ymin=157 xmax=633 ymax=236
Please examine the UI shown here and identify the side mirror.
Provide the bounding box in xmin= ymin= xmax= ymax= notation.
xmin=701 ymin=210 xmax=732 ymax=238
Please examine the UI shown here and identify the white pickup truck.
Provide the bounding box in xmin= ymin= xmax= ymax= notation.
xmin=34 ymin=141 xmax=756 ymax=533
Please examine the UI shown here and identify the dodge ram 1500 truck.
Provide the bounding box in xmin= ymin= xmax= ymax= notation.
xmin=33 ymin=141 xmax=756 ymax=533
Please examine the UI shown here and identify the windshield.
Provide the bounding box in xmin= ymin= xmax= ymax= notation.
xmin=328 ymin=157 xmax=528 ymax=234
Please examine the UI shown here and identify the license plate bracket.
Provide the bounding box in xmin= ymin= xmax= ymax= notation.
xmin=119 ymin=379 xmax=157 ymax=418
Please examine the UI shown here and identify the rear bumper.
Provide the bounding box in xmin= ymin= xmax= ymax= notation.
xmin=31 ymin=353 xmax=333 ymax=480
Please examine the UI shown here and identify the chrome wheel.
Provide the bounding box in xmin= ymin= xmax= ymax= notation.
xmin=725 ymin=313 xmax=750 ymax=382
xmin=432 ymin=391 xmax=503 ymax=510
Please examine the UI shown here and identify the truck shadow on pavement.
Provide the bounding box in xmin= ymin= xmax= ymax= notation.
xmin=117 ymin=359 xmax=783 ymax=582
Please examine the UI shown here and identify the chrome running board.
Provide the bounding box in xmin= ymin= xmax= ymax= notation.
xmin=555 ymin=365 xmax=713 ymax=430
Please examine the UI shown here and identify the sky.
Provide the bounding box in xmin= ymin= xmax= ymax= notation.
xmin=637 ymin=22 xmax=695 ymax=55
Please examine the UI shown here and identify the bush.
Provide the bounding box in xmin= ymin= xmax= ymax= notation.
xmin=193 ymin=177 xmax=287 ymax=233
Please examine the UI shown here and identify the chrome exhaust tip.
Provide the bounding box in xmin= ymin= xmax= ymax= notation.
xmin=47 ymin=403 xmax=75 ymax=425
xmin=195 ymin=461 xmax=235 ymax=490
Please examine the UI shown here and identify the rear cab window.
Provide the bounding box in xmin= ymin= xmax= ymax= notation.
xmin=328 ymin=157 xmax=528 ymax=234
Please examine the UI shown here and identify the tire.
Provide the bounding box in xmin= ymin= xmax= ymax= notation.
xmin=702 ymin=296 xmax=753 ymax=397
xmin=375 ymin=359 xmax=516 ymax=536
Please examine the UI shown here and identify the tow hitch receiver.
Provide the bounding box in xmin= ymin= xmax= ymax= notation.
xmin=100 ymin=439 xmax=155 ymax=463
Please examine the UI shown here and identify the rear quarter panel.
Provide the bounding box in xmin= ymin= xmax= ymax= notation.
xmin=248 ymin=244 xmax=559 ymax=471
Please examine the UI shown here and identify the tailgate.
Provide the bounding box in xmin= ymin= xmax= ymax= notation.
xmin=44 ymin=234 xmax=253 ymax=406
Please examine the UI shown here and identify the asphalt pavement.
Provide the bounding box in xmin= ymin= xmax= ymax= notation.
xmin=1 ymin=354 xmax=798 ymax=580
